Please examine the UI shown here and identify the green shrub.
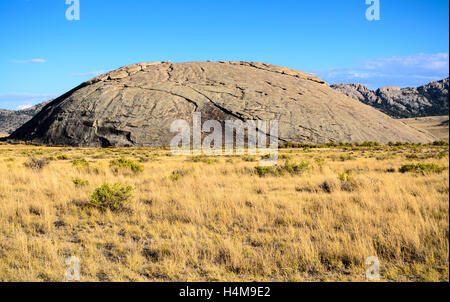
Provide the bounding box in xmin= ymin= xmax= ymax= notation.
xmin=337 ymin=171 xmax=357 ymax=191
xmin=72 ymin=159 xmax=100 ymax=174
xmin=437 ymin=150 xmax=449 ymax=159
xmin=279 ymin=154 xmax=291 ymax=160
xmin=72 ymin=159 xmax=89 ymax=168
xmin=57 ymin=154 xmax=69 ymax=160
xmin=254 ymin=160 xmax=310 ymax=177
xmin=260 ymin=154 xmax=272 ymax=160
xmin=281 ymin=141 xmax=361 ymax=149
xmin=282 ymin=160 xmax=310 ymax=174
xmin=110 ymin=157 xmax=144 ymax=173
xmin=338 ymin=171 xmax=354 ymax=182
xmin=432 ymin=140 xmax=449 ymax=146
xmin=190 ymin=155 xmax=218 ymax=164
xmin=24 ymin=157 xmax=49 ymax=170
xmin=338 ymin=154 xmax=356 ymax=161
xmin=138 ymin=156 xmax=150 ymax=163
xmin=170 ymin=170 xmax=187 ymax=181
xmin=361 ymin=141 xmax=380 ymax=148
xmin=315 ymin=158 xmax=326 ymax=167
xmin=399 ymin=163 xmax=448 ymax=174
xmin=90 ymin=183 xmax=133 ymax=211
xmin=170 ymin=173 xmax=182 ymax=181
xmin=72 ymin=177 xmax=89 ymax=187
xmin=325 ymin=142 xmax=338 ymax=148
xmin=254 ymin=166 xmax=278 ymax=177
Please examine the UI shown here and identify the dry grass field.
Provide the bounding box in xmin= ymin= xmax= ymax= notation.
xmin=401 ymin=116 xmax=449 ymax=142
xmin=0 ymin=141 xmax=448 ymax=282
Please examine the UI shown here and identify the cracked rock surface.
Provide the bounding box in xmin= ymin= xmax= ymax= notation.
xmin=9 ymin=61 xmax=432 ymax=146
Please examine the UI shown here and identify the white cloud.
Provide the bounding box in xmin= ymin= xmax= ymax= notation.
xmin=12 ymin=58 xmax=47 ymax=64
xmin=17 ymin=104 xmax=33 ymax=110
xmin=311 ymin=53 xmax=449 ymax=89
xmin=362 ymin=53 xmax=449 ymax=72
xmin=0 ymin=93 xmax=57 ymax=110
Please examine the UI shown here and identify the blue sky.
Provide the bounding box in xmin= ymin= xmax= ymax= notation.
xmin=0 ymin=0 xmax=448 ymax=110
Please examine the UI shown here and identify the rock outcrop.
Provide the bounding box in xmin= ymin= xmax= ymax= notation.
xmin=0 ymin=101 xmax=50 ymax=134
xmin=331 ymin=78 xmax=449 ymax=118
xmin=9 ymin=61 xmax=432 ymax=146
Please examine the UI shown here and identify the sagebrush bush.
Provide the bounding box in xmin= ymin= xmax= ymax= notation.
xmin=254 ymin=160 xmax=310 ymax=177
xmin=254 ymin=166 xmax=278 ymax=177
xmin=190 ymin=155 xmax=218 ymax=164
xmin=72 ymin=159 xmax=99 ymax=174
xmin=279 ymin=154 xmax=292 ymax=160
xmin=138 ymin=156 xmax=150 ymax=163
xmin=110 ymin=157 xmax=144 ymax=173
xmin=72 ymin=177 xmax=89 ymax=187
xmin=338 ymin=154 xmax=356 ymax=161
xmin=315 ymin=158 xmax=326 ymax=167
xmin=432 ymin=140 xmax=449 ymax=146
xmin=57 ymin=154 xmax=69 ymax=160
xmin=399 ymin=163 xmax=449 ymax=174
xmin=360 ymin=141 xmax=380 ymax=147
xmin=72 ymin=159 xmax=89 ymax=168
xmin=90 ymin=183 xmax=133 ymax=211
xmin=24 ymin=157 xmax=49 ymax=170
xmin=337 ymin=170 xmax=358 ymax=192
xmin=282 ymin=160 xmax=310 ymax=175
xmin=338 ymin=171 xmax=354 ymax=182
xmin=170 ymin=170 xmax=188 ymax=181
xmin=319 ymin=179 xmax=339 ymax=193
xmin=260 ymin=154 xmax=272 ymax=160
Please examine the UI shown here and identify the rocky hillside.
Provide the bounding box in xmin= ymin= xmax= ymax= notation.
xmin=331 ymin=78 xmax=449 ymax=118
xmin=8 ymin=61 xmax=432 ymax=146
xmin=0 ymin=101 xmax=50 ymax=134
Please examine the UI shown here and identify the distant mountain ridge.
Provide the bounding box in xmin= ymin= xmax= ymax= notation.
xmin=331 ymin=78 xmax=449 ymax=118
xmin=0 ymin=101 xmax=51 ymax=134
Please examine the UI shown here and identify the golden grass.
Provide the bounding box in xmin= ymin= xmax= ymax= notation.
xmin=401 ymin=115 xmax=449 ymax=142
xmin=0 ymin=143 xmax=448 ymax=281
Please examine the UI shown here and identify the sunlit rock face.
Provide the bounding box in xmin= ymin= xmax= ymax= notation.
xmin=9 ymin=61 xmax=432 ymax=146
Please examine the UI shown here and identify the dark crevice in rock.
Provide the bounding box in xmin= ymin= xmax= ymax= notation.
xmin=167 ymin=64 xmax=174 ymax=82
xmin=187 ymin=86 xmax=287 ymax=143
xmin=126 ymin=86 xmax=199 ymax=111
